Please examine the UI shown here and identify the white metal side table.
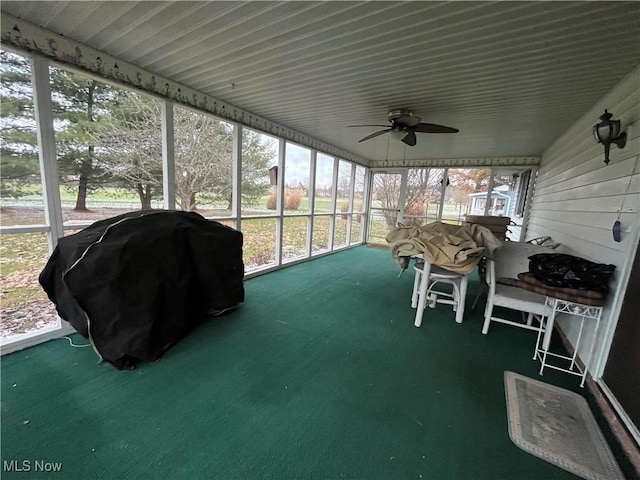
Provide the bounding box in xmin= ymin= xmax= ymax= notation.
xmin=533 ymin=297 xmax=604 ymax=387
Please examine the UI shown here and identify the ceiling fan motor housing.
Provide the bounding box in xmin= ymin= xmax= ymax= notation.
xmin=388 ymin=109 xmax=421 ymax=127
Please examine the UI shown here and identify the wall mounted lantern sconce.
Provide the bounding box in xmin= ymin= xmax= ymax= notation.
xmin=593 ymin=109 xmax=626 ymax=165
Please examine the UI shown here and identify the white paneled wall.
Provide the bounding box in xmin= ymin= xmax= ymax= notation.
xmin=527 ymin=65 xmax=640 ymax=380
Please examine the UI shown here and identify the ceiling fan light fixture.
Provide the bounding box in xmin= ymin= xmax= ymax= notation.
xmin=390 ymin=130 xmax=409 ymax=142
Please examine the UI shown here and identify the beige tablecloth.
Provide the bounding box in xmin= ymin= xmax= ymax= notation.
xmin=386 ymin=221 xmax=502 ymax=274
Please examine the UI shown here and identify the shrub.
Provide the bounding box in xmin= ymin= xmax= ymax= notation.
xmin=340 ymin=201 xmax=365 ymax=223
xmin=266 ymin=189 xmax=304 ymax=211
xmin=353 ymin=201 xmax=363 ymax=224
xmin=340 ymin=202 xmax=349 ymax=220
xmin=266 ymin=192 xmax=277 ymax=210
xmin=284 ymin=189 xmax=302 ymax=210
xmin=403 ymin=203 xmax=426 ymax=227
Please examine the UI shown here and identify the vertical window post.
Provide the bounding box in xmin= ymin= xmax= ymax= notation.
xmin=161 ymin=101 xmax=176 ymax=210
xmin=307 ymin=150 xmax=317 ymax=256
xmin=329 ymin=156 xmax=339 ymax=250
xmin=437 ymin=168 xmax=448 ymax=222
xmin=31 ymin=56 xmax=63 ymax=248
xmin=484 ymin=169 xmax=496 ymax=216
xmin=275 ymin=139 xmax=285 ymax=265
xmin=360 ymin=167 xmax=371 ymax=242
xmin=232 ymin=123 xmax=242 ymax=230
xmin=346 ymin=164 xmax=356 ymax=243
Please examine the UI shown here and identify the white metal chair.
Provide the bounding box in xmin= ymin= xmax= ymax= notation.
xmin=481 ymin=242 xmax=561 ymax=335
xmin=411 ymin=257 xmax=469 ymax=327
xmin=471 ymin=237 xmax=561 ymax=310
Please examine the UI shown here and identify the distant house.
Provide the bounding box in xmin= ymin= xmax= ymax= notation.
xmin=468 ymin=185 xmax=514 ymax=217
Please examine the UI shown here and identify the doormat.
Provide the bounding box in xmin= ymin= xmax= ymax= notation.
xmin=504 ymin=371 xmax=624 ymax=480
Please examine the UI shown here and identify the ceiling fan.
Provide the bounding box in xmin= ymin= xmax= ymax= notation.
xmin=349 ymin=109 xmax=459 ymax=146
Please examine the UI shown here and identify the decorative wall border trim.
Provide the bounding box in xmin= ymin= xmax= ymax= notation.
xmin=1 ymin=14 xmax=371 ymax=167
xmin=370 ymin=156 xmax=540 ymax=169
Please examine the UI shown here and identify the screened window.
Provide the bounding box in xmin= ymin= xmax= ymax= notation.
xmin=1 ymin=50 xmax=45 ymax=226
xmin=283 ymin=143 xmax=311 ymax=215
xmin=174 ymin=106 xmax=232 ymax=216
xmin=48 ymin=66 xmax=165 ymax=229
xmin=241 ymin=128 xmax=278 ymax=217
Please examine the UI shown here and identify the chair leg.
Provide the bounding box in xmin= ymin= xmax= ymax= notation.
xmin=526 ymin=312 xmax=534 ymax=326
xmin=533 ymin=316 xmax=546 ymax=359
xmin=455 ymin=276 xmax=468 ymax=324
xmin=411 ymin=268 xmax=421 ymax=308
xmin=428 ymin=292 xmax=438 ymax=308
xmin=471 ymin=282 xmax=487 ymax=309
xmin=449 ymin=281 xmax=459 ymax=311
xmin=414 ymin=263 xmax=431 ymax=327
xmin=482 ymin=298 xmax=493 ymax=334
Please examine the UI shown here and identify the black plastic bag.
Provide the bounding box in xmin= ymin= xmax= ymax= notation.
xmin=528 ymin=253 xmax=615 ymax=294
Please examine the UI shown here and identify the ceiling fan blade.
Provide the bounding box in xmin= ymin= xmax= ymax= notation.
xmin=414 ymin=123 xmax=459 ymax=133
xmin=401 ymin=130 xmax=417 ymax=146
xmin=358 ymin=129 xmax=391 ymax=142
xmin=347 ymin=124 xmax=389 ymax=128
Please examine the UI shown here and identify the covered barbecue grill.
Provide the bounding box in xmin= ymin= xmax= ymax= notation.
xmin=39 ymin=210 xmax=244 ymax=369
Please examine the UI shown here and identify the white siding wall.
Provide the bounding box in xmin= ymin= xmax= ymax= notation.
xmin=527 ymin=66 xmax=640 ymax=380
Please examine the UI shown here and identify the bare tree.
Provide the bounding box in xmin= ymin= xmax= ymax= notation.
xmin=92 ymin=93 xmax=273 ymax=212
xmin=92 ymin=91 xmax=163 ymax=209
xmin=174 ymin=108 xmax=233 ymax=211
xmin=448 ymin=168 xmax=491 ymax=193
xmin=373 ymin=168 xmax=443 ymax=227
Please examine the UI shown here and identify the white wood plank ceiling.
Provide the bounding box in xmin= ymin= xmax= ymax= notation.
xmin=2 ymin=1 xmax=639 ymax=163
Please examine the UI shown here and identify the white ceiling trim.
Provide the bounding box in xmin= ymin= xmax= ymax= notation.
xmin=370 ymin=156 xmax=540 ymax=169
xmin=0 ymin=13 xmax=372 ymax=167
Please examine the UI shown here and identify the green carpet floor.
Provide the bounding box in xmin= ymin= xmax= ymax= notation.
xmin=0 ymin=246 xmax=632 ymax=479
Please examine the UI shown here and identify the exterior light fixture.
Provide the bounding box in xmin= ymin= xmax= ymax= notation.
xmin=593 ymin=109 xmax=626 ymax=165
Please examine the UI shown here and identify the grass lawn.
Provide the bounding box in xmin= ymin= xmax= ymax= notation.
xmin=0 ymin=202 xmax=364 ymax=339
xmin=1 ymin=185 xmax=470 ymax=340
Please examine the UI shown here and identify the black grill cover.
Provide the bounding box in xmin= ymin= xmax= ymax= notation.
xmin=39 ymin=210 xmax=244 ymax=369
